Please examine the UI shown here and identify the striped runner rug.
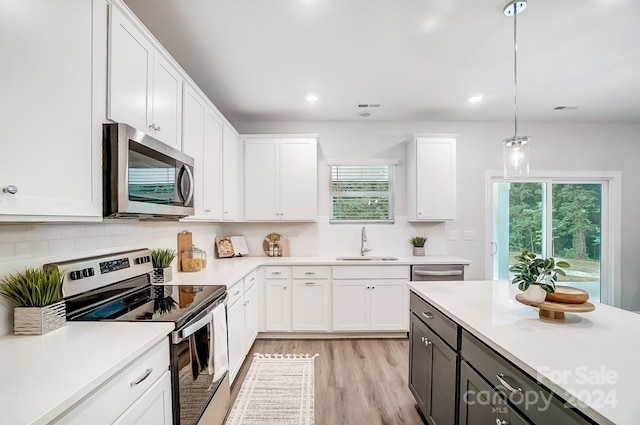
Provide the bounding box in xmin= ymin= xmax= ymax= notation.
xmin=225 ymin=353 xmax=317 ymax=425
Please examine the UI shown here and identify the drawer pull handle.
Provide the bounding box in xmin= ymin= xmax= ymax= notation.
xmin=250 ymin=277 xmax=255 ymax=281
xmin=421 ymin=312 xmax=434 ymax=320
xmin=272 ymin=272 xmax=282 ymax=275
xmin=305 ymin=282 xmax=316 ymax=285
xmin=233 ymin=290 xmax=240 ymax=296
xmin=304 ymin=272 xmax=315 ymax=275
xmin=496 ymin=373 xmax=522 ymax=394
xmin=131 ymin=368 xmax=153 ymax=386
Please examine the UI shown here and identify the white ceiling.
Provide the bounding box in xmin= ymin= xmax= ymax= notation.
xmin=124 ymin=0 xmax=640 ymax=123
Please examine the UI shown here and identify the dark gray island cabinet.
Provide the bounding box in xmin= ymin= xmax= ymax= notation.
xmin=409 ymin=291 xmax=594 ymax=425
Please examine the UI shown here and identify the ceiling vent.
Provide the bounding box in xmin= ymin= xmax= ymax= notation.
xmin=356 ymin=103 xmax=381 ymax=108
xmin=554 ymin=106 xmax=579 ymax=110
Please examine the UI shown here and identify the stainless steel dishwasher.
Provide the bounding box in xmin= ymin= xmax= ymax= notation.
xmin=411 ymin=264 xmax=465 ymax=281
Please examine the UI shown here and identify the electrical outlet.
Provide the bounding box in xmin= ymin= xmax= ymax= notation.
xmin=449 ymin=230 xmax=459 ymax=241
xmin=287 ymin=231 xmax=299 ymax=239
xmin=463 ymin=230 xmax=477 ymax=241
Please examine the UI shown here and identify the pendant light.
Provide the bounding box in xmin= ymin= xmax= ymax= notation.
xmin=503 ymin=0 xmax=530 ymax=178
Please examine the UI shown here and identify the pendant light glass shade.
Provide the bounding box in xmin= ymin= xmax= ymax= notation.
xmin=502 ymin=0 xmax=530 ymax=178
xmin=503 ymin=135 xmax=530 ymax=178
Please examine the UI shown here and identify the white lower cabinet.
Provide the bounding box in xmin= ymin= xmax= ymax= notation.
xmin=227 ymin=284 xmax=245 ymax=384
xmin=113 ymin=371 xmax=172 ymax=425
xmin=332 ymin=266 xmax=410 ymax=332
xmin=244 ymin=283 xmax=259 ymax=352
xmin=53 ymin=340 xmax=171 ymax=424
xmin=227 ymin=270 xmax=259 ymax=384
xmin=264 ymin=267 xmax=292 ymax=331
xmin=291 ymin=266 xmax=332 ymax=331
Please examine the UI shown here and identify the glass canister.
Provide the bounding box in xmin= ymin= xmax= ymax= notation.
xmin=181 ymin=244 xmax=206 ymax=272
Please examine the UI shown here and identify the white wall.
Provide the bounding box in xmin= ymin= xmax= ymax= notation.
xmin=0 ymin=221 xmax=221 ymax=336
xmin=234 ymin=120 xmax=640 ymax=311
xmin=1 ymin=119 xmax=638 ymax=338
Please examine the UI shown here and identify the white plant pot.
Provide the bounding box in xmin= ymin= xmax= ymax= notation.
xmin=14 ymin=300 xmax=66 ymax=335
xmin=413 ymin=247 xmax=426 ymax=256
xmin=151 ymin=267 xmax=173 ymax=284
xmin=523 ymin=285 xmax=547 ymax=303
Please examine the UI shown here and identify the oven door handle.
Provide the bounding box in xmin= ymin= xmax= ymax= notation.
xmin=172 ymin=293 xmax=228 ymax=344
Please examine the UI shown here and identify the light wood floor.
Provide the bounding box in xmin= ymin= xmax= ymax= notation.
xmin=230 ymin=338 xmax=425 ymax=425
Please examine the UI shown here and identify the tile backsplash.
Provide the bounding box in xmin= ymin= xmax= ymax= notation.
xmin=0 ymin=221 xmax=221 ymax=336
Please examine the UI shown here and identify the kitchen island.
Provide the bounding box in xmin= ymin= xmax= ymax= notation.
xmin=408 ymin=280 xmax=640 ymax=425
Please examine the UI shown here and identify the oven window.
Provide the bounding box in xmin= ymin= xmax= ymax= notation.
xmin=176 ymin=323 xmax=223 ymax=424
xmin=128 ymin=141 xmax=177 ymax=205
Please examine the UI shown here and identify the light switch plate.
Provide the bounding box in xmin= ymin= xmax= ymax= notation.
xmin=449 ymin=230 xmax=459 ymax=241
xmin=463 ymin=230 xmax=477 ymax=241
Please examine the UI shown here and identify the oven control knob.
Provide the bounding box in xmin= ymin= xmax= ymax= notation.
xmin=70 ymin=270 xmax=83 ymax=280
xmin=82 ymin=268 xmax=94 ymax=278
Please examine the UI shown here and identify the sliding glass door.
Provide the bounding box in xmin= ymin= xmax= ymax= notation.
xmin=492 ymin=180 xmax=604 ymax=302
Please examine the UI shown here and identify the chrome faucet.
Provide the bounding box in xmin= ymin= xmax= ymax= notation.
xmin=361 ymin=226 xmax=372 ymax=256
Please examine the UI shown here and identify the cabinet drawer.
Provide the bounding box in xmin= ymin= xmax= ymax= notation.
xmin=292 ymin=266 xmax=331 ymax=279
xmin=333 ymin=265 xmax=409 ymax=279
xmin=461 ymin=331 xmax=592 ymax=425
xmin=265 ymin=266 xmax=291 ymax=279
xmin=227 ymin=280 xmax=243 ymax=307
xmin=410 ymin=291 xmax=458 ymax=350
xmin=54 ymin=340 xmax=170 ymax=425
xmin=244 ymin=270 xmax=257 ymax=290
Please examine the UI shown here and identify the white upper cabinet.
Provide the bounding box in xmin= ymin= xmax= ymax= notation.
xmin=0 ymin=0 xmax=103 ymax=221
xmin=222 ymin=125 xmax=239 ymax=221
xmin=181 ymin=84 xmax=223 ymax=221
xmin=203 ymin=110 xmax=223 ymax=220
xmin=407 ymin=137 xmax=457 ymax=221
xmin=244 ymin=137 xmax=317 ymax=221
xmin=150 ymin=54 xmax=182 ymax=148
xmin=108 ymin=4 xmax=182 ymax=149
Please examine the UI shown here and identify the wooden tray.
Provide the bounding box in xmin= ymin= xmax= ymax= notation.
xmin=515 ymin=293 xmax=595 ymax=321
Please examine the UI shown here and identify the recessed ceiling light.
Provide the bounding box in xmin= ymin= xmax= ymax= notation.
xmin=468 ymin=96 xmax=483 ymax=103
xmin=306 ymin=94 xmax=319 ymax=102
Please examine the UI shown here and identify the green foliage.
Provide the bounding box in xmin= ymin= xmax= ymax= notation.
xmin=509 ymin=250 xmax=571 ymax=294
xmin=409 ymin=236 xmax=427 ymax=247
xmin=0 ymin=268 xmax=63 ymax=307
xmin=508 ymin=183 xmax=543 ymax=253
xmin=154 ymin=296 xmax=177 ymax=315
xmin=331 ymin=196 xmax=390 ymax=220
xmin=552 ymin=184 xmax=601 ymax=260
xmin=150 ymin=248 xmax=176 ymax=268
xmin=508 ymin=183 xmax=601 ymax=262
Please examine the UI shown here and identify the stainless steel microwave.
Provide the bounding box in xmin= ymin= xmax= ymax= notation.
xmin=103 ymin=123 xmax=195 ymax=219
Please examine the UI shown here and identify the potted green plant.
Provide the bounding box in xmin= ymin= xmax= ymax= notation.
xmin=509 ymin=250 xmax=570 ymax=303
xmin=0 ymin=267 xmax=65 ymax=335
xmin=150 ymin=248 xmax=176 ymax=284
xmin=409 ymin=236 xmax=428 ymax=256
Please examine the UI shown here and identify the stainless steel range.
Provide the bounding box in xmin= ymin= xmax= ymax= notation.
xmin=44 ymin=249 xmax=230 ymax=425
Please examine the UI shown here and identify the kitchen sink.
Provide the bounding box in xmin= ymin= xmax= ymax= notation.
xmin=335 ymin=256 xmax=399 ymax=261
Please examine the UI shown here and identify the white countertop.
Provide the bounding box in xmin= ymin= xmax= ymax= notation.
xmin=408 ymin=280 xmax=640 ymax=425
xmin=0 ymin=255 xmax=469 ymax=424
xmin=0 ymin=322 xmax=174 ymax=425
xmin=171 ymin=255 xmax=472 ymax=287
